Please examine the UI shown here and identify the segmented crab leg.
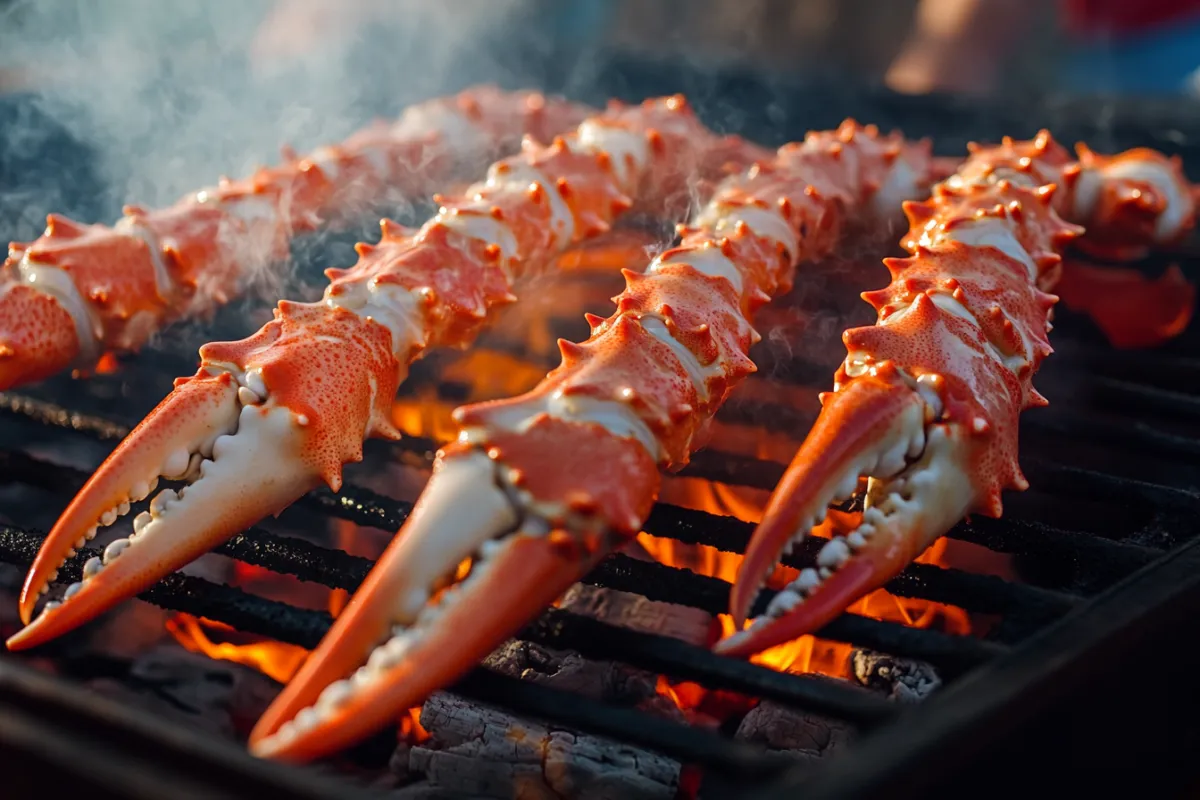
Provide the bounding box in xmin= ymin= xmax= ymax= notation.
xmin=245 ymin=121 xmax=942 ymax=763
xmin=719 ymin=132 xmax=1197 ymax=658
xmin=0 ymin=86 xmax=592 ymax=391
xmin=8 ymin=95 xmax=769 ymax=652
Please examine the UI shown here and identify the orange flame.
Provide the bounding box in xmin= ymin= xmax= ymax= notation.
xmin=93 ymin=352 xmax=121 ymax=375
xmin=167 ymin=614 xmax=309 ymax=684
xmin=165 ymin=557 xmax=430 ymax=744
xmin=642 ymin=479 xmax=981 ymax=684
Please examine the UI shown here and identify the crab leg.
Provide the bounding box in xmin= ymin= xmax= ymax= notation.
xmin=0 ymin=86 xmax=592 ymax=391
xmin=246 ymin=121 xmax=944 ymax=762
xmin=923 ymin=134 xmax=1196 ymax=261
xmin=719 ymin=132 xmax=1197 ymax=658
xmin=8 ymin=95 xmax=769 ymax=652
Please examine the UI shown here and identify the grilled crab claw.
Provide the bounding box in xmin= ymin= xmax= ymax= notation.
xmin=716 ymin=370 xmax=974 ymax=657
xmin=8 ymin=301 xmax=401 ymax=650
xmin=249 ymin=413 xmax=653 ymax=762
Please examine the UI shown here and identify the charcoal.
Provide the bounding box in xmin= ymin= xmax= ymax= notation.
xmin=558 ymin=582 xmax=712 ymax=645
xmin=851 ymin=648 xmax=942 ymax=702
xmin=406 ymin=691 xmax=678 ymax=800
xmin=398 ymin=584 xmax=705 ymax=796
xmin=734 ymin=684 xmax=853 ymax=760
xmin=483 ymin=583 xmax=713 ymax=721
xmin=388 ymin=782 xmax=487 ymax=799
xmin=86 ymin=644 xmax=279 ymax=740
xmin=483 ymin=640 xmax=669 ymax=716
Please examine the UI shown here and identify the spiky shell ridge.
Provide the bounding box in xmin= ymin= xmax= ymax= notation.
xmin=953 ymin=130 xmax=1196 ymax=260
xmin=198 ymin=302 xmax=402 ymax=492
xmin=459 ymin=121 xmax=940 ymax=534
xmin=0 ymin=87 xmax=591 ymax=374
xmin=840 ymin=134 xmax=1089 ymax=518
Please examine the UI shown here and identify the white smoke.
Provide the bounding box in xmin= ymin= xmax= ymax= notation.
xmin=0 ymin=0 xmax=573 ymax=210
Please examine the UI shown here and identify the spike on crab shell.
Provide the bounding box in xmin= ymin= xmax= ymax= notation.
xmin=1026 ymin=388 xmax=1050 ymax=408
xmin=1033 ymin=184 xmax=1058 ymax=205
xmin=1034 ymin=291 xmax=1059 ymax=312
xmin=611 ymin=196 xmax=634 ymax=215
xmin=861 ymin=288 xmax=892 ymax=313
xmin=557 ymin=339 xmax=587 ymax=365
xmin=44 ymin=213 xmax=88 ymax=238
xmin=981 ymin=489 xmax=1005 ymax=518
xmin=882 ymin=256 xmax=912 ymax=281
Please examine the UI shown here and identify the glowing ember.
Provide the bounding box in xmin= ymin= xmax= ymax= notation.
xmin=92 ymin=352 xmax=121 ymax=375
xmin=399 ymin=707 xmax=431 ymax=744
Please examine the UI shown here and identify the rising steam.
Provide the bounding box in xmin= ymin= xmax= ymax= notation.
xmin=0 ymin=0 xmax=597 ymax=236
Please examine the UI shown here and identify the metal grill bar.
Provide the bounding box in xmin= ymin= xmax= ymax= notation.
xmin=0 ymin=398 xmax=1113 ymax=618
xmin=0 ymin=525 xmax=824 ymax=776
xmin=0 ymin=386 xmax=1175 ymax=678
xmin=4 ymin=391 xmax=1184 ymax=558
xmin=0 ymin=520 xmax=894 ymax=724
xmin=0 ymin=443 xmax=1070 ymax=651
xmin=0 ymin=658 xmax=386 ymax=800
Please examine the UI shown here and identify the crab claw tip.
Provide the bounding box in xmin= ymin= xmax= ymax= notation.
xmin=9 ymin=370 xmax=324 ymax=650
xmin=249 ymin=446 xmax=605 ymax=762
xmin=720 ymin=374 xmax=972 ymax=658
xmin=727 ymin=375 xmax=926 ymax=628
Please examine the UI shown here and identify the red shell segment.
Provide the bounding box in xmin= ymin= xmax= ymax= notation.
xmin=0 ymin=283 xmax=81 ymax=389
xmin=0 ymin=87 xmax=590 ymax=386
xmin=7 ymin=214 xmax=166 ymax=352
xmin=464 ymin=414 xmax=660 ymax=537
xmin=841 ymin=292 xmax=1028 ymax=516
xmin=457 ymin=121 xmax=942 ymax=529
xmin=1070 ymin=145 xmax=1196 ymax=259
xmin=837 ymin=133 xmax=1103 ymax=520
xmin=604 ymin=94 xmax=774 ymax=217
xmin=1056 ymin=259 xmax=1195 ymax=349
xmin=956 ymin=130 xmax=1196 ymax=260
xmin=956 ymin=131 xmax=1075 ymax=188
xmin=324 ymin=94 xmax=769 ymax=357
xmin=872 ymin=244 xmax=1057 ymax=396
xmin=903 ymin=181 xmax=1084 ymax=272
xmin=198 ymin=301 xmax=401 ymax=491
xmin=327 ymin=221 xmax=511 ymax=353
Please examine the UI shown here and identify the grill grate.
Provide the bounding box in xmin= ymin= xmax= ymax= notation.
xmin=4 ymin=53 xmax=1200 ymax=798
xmin=1 ymin=281 xmax=1197 ymax=788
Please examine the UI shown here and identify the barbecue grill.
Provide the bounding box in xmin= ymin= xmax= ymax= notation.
xmin=3 ymin=49 xmax=1200 ymax=799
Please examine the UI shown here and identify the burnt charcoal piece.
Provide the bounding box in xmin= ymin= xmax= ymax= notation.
xmin=851 ymin=649 xmax=942 ymax=703
xmin=405 ymin=691 xmax=679 ymax=800
xmin=734 ymin=682 xmax=854 ymax=760
xmin=84 ymin=645 xmax=280 ymax=740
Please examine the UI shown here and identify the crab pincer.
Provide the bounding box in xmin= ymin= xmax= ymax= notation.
xmin=718 ymin=131 xmax=1197 ymax=658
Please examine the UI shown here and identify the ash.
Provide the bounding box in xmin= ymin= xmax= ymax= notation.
xmin=852 ymin=648 xmax=943 ymax=702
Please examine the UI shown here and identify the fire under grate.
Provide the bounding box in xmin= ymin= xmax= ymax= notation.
xmin=4 ymin=55 xmax=1200 ymax=799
